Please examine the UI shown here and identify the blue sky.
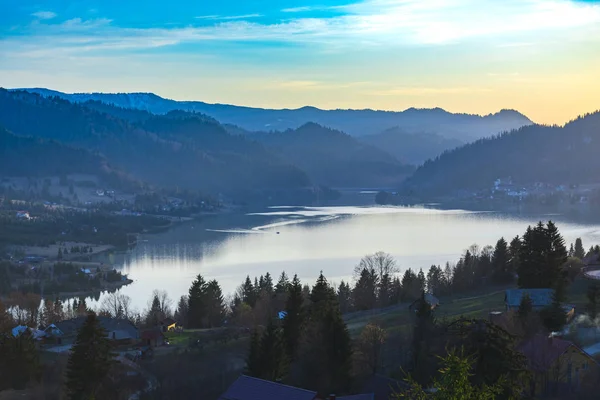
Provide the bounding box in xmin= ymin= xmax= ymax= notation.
xmin=1 ymin=0 xmax=600 ymax=123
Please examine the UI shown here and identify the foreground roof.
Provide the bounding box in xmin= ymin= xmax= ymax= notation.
xmin=218 ymin=376 xmax=317 ymax=400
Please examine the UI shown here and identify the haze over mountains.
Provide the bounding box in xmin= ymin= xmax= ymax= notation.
xmin=0 ymin=89 xmax=410 ymax=198
xmin=4 ymin=87 xmax=596 ymax=203
xmin=403 ymin=111 xmax=600 ymax=196
xmin=20 ymin=88 xmax=532 ymax=142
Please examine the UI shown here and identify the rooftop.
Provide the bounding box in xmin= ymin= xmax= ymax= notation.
xmin=218 ymin=375 xmax=317 ymax=400
xmin=505 ymin=288 xmax=553 ymax=308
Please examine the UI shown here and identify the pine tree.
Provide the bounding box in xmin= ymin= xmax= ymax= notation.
xmin=309 ymin=271 xmax=336 ymax=313
xmin=188 ymin=274 xmax=208 ymax=328
xmin=426 ymin=266 xmax=443 ymax=296
xmin=411 ymin=291 xmax=437 ymax=385
xmin=259 ymin=320 xmax=287 ymax=381
xmin=541 ymin=290 xmax=567 ymax=333
xmin=417 ymin=268 xmax=426 ymax=294
xmin=378 ymin=273 xmax=392 ymax=308
xmin=353 ymin=267 xmax=377 ymax=311
xmin=275 ymin=271 xmax=290 ymax=294
xmin=174 ymin=295 xmax=189 ymax=327
xmin=575 ymin=238 xmax=585 ymax=259
xmin=242 ymin=276 xmax=257 ymax=307
xmin=206 ymin=280 xmax=226 ymax=328
xmin=282 ymin=274 xmax=305 ymax=361
xmin=65 ymin=312 xmax=114 ymax=399
xmin=491 ymin=237 xmax=511 ymax=284
xmin=263 ymin=272 xmax=274 ymax=296
xmin=337 ymin=281 xmax=352 ymax=314
xmin=517 ymin=293 xmax=533 ymax=320
xmin=246 ymin=328 xmax=262 ymax=378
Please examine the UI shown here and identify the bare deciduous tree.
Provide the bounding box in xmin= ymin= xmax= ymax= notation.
xmin=354 ymin=252 xmax=398 ymax=281
xmin=101 ymin=292 xmax=133 ymax=319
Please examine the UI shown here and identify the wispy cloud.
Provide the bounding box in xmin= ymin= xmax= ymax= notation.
xmin=31 ymin=11 xmax=56 ymax=20
xmin=281 ymin=6 xmax=325 ymax=13
xmin=195 ymin=14 xmax=263 ymax=20
xmin=5 ymin=0 xmax=600 ymax=58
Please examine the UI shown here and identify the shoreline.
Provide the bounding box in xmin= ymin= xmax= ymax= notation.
xmin=52 ymin=278 xmax=134 ymax=300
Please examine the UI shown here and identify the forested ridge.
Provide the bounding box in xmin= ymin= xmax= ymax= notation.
xmin=403 ymin=111 xmax=600 ymax=194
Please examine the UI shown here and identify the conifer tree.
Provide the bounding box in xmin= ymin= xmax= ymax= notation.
xmin=353 ymin=268 xmax=377 ymax=311
xmin=575 ymin=238 xmax=585 ymax=259
xmin=65 ymin=312 xmax=114 ymax=400
xmin=188 ymin=274 xmax=208 ymax=328
xmin=283 ymin=274 xmax=305 ymax=361
xmin=587 ymin=282 xmax=600 ymax=319
xmin=275 ymin=271 xmax=290 ymax=294
xmin=246 ymin=329 xmax=262 ymax=378
xmin=0 ymin=331 xmax=40 ymax=391
xmin=206 ymin=279 xmax=226 ymax=328
xmin=411 ymin=291 xmax=437 ymax=385
xmin=259 ymin=320 xmax=287 ymax=381
xmin=491 ymin=237 xmax=511 ymax=284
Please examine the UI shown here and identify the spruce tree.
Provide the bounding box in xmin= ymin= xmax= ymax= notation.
xmin=206 ymin=280 xmax=226 ymax=328
xmin=259 ymin=320 xmax=287 ymax=381
xmin=353 ymin=268 xmax=377 ymax=311
xmin=0 ymin=331 xmax=40 ymax=391
xmin=65 ymin=312 xmax=114 ymax=400
xmin=411 ymin=291 xmax=437 ymax=385
xmin=575 ymin=238 xmax=585 ymax=259
xmin=246 ymin=328 xmax=262 ymax=378
xmin=188 ymin=274 xmax=208 ymax=328
xmin=242 ymin=276 xmax=256 ymax=307
xmin=282 ymin=274 xmax=305 ymax=361
xmin=491 ymin=237 xmax=511 ymax=284
xmin=337 ymin=281 xmax=352 ymax=314
xmin=275 ymin=271 xmax=290 ymax=294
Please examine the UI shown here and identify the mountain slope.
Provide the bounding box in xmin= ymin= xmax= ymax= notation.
xmin=249 ymin=123 xmax=415 ymax=187
xmin=359 ymin=128 xmax=464 ymax=165
xmin=0 ymin=89 xmax=310 ymax=195
xmin=402 ymin=111 xmax=600 ymax=195
xmin=19 ymin=88 xmax=533 ymax=141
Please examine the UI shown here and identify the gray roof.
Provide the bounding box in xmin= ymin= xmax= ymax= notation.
xmin=54 ymin=316 xmax=138 ymax=339
xmin=218 ymin=376 xmax=317 ymax=400
xmin=505 ymin=289 xmax=553 ymax=308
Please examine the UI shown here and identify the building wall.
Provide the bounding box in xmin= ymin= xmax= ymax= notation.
xmin=531 ymin=346 xmax=598 ymax=396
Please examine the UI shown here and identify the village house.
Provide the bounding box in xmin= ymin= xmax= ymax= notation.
xmin=141 ymin=328 xmax=166 ymax=347
xmin=51 ymin=316 xmax=139 ymax=344
xmin=518 ymin=334 xmax=599 ymax=397
xmin=504 ymin=288 xmax=575 ymax=321
xmin=218 ymin=375 xmax=374 ymax=400
xmin=160 ymin=317 xmax=177 ymax=332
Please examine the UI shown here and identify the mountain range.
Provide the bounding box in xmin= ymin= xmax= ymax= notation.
xmin=402 ymin=110 xmax=600 ymax=195
xmin=18 ymin=88 xmax=533 ymax=142
xmin=0 ymin=89 xmax=412 ymax=198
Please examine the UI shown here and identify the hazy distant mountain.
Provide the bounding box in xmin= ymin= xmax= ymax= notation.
xmin=249 ymin=123 xmax=415 ymax=187
xmin=19 ymin=88 xmax=533 ymax=141
xmin=0 ymin=89 xmax=310 ymax=195
xmin=359 ymin=128 xmax=464 ymax=165
xmin=402 ymin=111 xmax=600 ymax=195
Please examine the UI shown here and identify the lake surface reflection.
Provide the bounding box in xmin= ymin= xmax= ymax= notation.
xmin=93 ymin=206 xmax=600 ymax=311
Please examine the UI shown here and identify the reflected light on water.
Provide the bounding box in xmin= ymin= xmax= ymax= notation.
xmin=87 ymin=206 xmax=600 ymax=311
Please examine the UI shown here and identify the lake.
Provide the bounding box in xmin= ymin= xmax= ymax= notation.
xmin=93 ymin=205 xmax=600 ymax=312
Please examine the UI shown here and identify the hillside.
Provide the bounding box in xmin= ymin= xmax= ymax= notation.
xmin=19 ymin=88 xmax=533 ymax=141
xmin=249 ymin=123 xmax=414 ymax=187
xmin=359 ymin=128 xmax=464 ymax=165
xmin=0 ymin=126 xmax=107 ymax=177
xmin=39 ymin=96 xmax=411 ymax=189
xmin=402 ymin=111 xmax=600 ymax=195
xmin=0 ymin=89 xmax=310 ymax=195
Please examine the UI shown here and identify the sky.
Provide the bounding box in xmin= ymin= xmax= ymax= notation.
xmin=1 ymin=0 xmax=600 ymax=124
